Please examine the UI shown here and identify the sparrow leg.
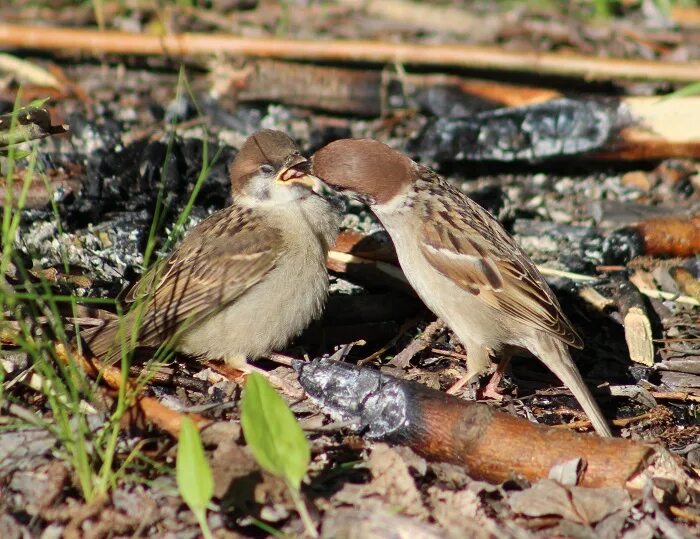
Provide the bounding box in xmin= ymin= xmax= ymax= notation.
xmin=477 ymin=350 xmax=513 ymax=401
xmin=223 ymin=353 xmax=250 ymax=371
xmin=446 ymin=342 xmax=491 ymax=395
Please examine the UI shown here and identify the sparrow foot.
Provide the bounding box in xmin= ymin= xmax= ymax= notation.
xmin=446 ymin=371 xmax=478 ymax=395
xmin=476 ymin=372 xmax=506 ymax=401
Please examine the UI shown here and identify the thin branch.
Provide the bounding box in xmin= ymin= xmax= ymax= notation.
xmin=1 ymin=24 xmax=699 ymax=82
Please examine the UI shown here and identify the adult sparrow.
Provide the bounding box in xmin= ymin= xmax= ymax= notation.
xmin=313 ymin=139 xmax=612 ymax=437
xmin=83 ymin=130 xmax=340 ymax=368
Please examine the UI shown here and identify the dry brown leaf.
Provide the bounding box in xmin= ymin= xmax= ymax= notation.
xmin=321 ymin=508 xmax=443 ymax=539
xmin=508 ymin=479 xmax=630 ymax=525
xmin=333 ymin=444 xmax=428 ymax=519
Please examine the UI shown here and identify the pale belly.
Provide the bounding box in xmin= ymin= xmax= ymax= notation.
xmin=379 ymin=213 xmax=516 ymax=353
xmin=177 ymin=251 xmax=329 ymax=363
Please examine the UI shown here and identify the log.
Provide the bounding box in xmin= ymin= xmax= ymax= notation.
xmin=295 ymin=358 xmax=653 ymax=489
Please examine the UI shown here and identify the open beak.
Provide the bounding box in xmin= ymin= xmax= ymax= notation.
xmin=275 ymin=156 xmax=319 ymax=190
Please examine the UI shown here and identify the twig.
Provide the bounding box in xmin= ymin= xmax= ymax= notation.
xmin=614 ymin=279 xmax=655 ymax=367
xmin=553 ymin=409 xmax=659 ymax=430
xmin=0 ymin=358 xmax=98 ymax=414
xmin=358 ymin=316 xmax=421 ymax=366
xmin=297 ymin=358 xmax=655 ymax=489
xmin=1 ymin=24 xmax=700 ymax=82
xmin=648 ymin=391 xmax=700 ymax=403
xmin=537 ymin=266 xmax=598 ymax=282
xmin=54 ymin=343 xmax=209 ymax=436
xmin=265 ymin=352 xmax=296 ymax=367
xmin=430 ymin=347 xmax=469 ymax=361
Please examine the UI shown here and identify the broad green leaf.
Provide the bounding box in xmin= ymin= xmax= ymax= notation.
xmin=176 ymin=416 xmax=214 ymax=512
xmin=240 ymin=372 xmax=310 ymax=490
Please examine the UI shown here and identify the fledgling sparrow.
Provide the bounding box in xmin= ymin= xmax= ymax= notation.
xmin=83 ymin=130 xmax=340 ymax=368
xmin=312 ymin=139 xmax=612 ymax=437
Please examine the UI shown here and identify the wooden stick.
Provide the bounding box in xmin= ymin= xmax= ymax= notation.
xmin=54 ymin=343 xmax=209 ymax=436
xmin=1 ymin=24 xmax=700 ymax=82
xmin=414 ymin=392 xmax=651 ymax=488
xmin=614 ymin=280 xmax=655 ymax=367
xmin=296 ymin=359 xmax=654 ymax=489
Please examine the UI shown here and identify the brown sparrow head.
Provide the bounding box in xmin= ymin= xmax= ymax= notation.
xmin=313 ymin=138 xmax=611 ymax=437
xmin=230 ymin=129 xmax=317 ymax=200
xmin=83 ymin=130 xmax=339 ymax=368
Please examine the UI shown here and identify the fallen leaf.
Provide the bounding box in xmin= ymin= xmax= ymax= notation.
xmin=333 ymin=444 xmax=428 ymax=519
xmin=548 ymin=457 xmax=586 ymax=486
xmin=508 ymin=480 xmax=630 ymax=525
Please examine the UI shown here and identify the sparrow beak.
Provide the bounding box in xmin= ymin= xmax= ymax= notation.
xmin=275 ymin=155 xmax=319 ymax=190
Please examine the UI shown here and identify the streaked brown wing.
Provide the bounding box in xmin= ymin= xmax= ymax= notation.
xmin=124 ymin=206 xmax=283 ymax=347
xmin=417 ymin=174 xmax=582 ymax=348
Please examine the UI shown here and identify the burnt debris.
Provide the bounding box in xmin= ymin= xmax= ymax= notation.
xmin=408 ymin=98 xmax=625 ymax=162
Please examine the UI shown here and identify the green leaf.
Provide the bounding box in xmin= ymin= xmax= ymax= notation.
xmin=658 ymin=81 xmax=700 ymax=102
xmin=28 ymin=97 xmax=50 ymax=109
xmin=176 ymin=416 xmax=214 ymax=512
xmin=240 ymin=372 xmax=310 ymax=490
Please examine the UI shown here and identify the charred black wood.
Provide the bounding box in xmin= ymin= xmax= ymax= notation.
xmin=414 ymin=84 xmax=500 ymax=118
xmin=512 ymin=219 xmax=604 ymax=271
xmin=408 ymin=98 xmax=624 ymax=163
xmin=603 ymin=216 xmax=700 ymax=263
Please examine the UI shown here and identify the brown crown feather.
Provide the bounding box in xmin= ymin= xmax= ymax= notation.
xmin=312 ymin=139 xmax=413 ymax=205
xmin=229 ymin=130 xmax=302 ymax=193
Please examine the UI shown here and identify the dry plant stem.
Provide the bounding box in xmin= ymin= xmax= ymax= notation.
xmin=54 ymin=343 xmax=209 ymax=437
xmin=0 ymin=52 xmax=63 ymax=88
xmin=1 ymin=24 xmax=700 ymax=82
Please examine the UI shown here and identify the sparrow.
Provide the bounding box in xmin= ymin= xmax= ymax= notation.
xmin=82 ymin=129 xmax=340 ymax=368
xmin=312 ymin=139 xmax=612 ymax=437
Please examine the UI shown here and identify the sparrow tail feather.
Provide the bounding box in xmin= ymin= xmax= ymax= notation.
xmin=534 ymin=335 xmax=613 ymax=438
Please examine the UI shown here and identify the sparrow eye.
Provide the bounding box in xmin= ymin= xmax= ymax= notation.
xmin=259 ymin=164 xmax=275 ymax=175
